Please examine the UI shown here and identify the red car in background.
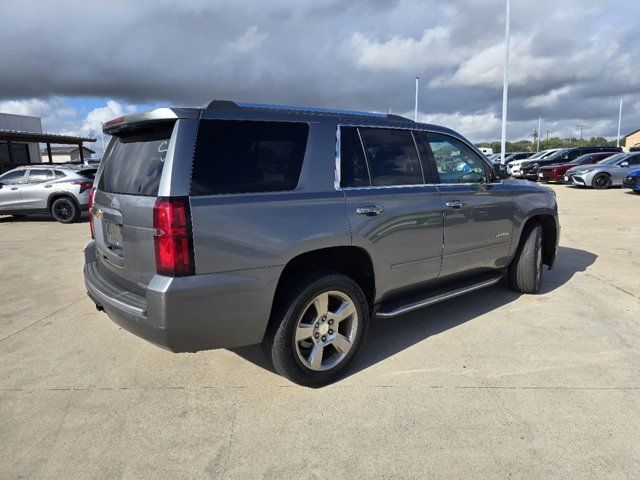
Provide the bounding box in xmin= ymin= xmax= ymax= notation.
xmin=537 ymin=152 xmax=617 ymax=183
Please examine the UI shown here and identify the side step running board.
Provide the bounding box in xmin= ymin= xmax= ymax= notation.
xmin=376 ymin=273 xmax=503 ymax=319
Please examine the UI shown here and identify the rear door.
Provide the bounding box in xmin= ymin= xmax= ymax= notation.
xmin=421 ymin=132 xmax=516 ymax=277
xmin=92 ymin=121 xmax=178 ymax=294
xmin=21 ymin=169 xmax=55 ymax=209
xmin=341 ymin=126 xmax=443 ymax=298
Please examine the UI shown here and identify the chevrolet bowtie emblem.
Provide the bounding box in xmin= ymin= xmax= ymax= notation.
xmin=95 ymin=209 xmax=104 ymax=219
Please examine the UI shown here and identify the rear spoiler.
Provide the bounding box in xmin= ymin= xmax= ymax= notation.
xmin=102 ymin=108 xmax=198 ymax=135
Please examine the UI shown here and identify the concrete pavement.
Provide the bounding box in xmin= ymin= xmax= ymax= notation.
xmin=0 ymin=185 xmax=639 ymax=479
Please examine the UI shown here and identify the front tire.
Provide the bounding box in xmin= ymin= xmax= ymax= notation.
xmin=592 ymin=173 xmax=612 ymax=189
xmin=508 ymin=223 xmax=544 ymax=294
xmin=51 ymin=197 xmax=80 ymax=223
xmin=264 ymin=271 xmax=369 ymax=387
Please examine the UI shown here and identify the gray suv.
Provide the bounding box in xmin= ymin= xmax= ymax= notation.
xmin=84 ymin=101 xmax=560 ymax=387
xmin=0 ymin=165 xmax=95 ymax=223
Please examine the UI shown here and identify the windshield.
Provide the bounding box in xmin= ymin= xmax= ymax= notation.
xmin=529 ymin=151 xmax=549 ymax=159
xmin=544 ymin=149 xmax=571 ymax=161
xmin=597 ymin=153 xmax=627 ymax=165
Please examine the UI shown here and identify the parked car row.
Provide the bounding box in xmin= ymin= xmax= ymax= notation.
xmin=498 ymin=146 xmax=640 ymax=192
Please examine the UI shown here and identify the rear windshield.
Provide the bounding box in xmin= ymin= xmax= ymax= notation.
xmin=191 ymin=120 xmax=309 ymax=195
xmin=99 ymin=123 xmax=174 ymax=196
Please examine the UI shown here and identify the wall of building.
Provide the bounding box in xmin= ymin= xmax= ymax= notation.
xmin=0 ymin=113 xmax=43 ymax=164
xmin=625 ymin=131 xmax=640 ymax=152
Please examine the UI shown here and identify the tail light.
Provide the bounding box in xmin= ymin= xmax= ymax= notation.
xmin=153 ymin=197 xmax=195 ymax=276
xmin=73 ymin=180 xmax=93 ymax=194
xmin=88 ymin=188 xmax=96 ymax=239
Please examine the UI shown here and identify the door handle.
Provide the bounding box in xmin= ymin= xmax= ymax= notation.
xmin=44 ymin=184 xmax=52 ymax=188
xmin=11 ymin=187 xmax=18 ymax=190
xmin=356 ymin=205 xmax=384 ymax=216
xmin=445 ymin=200 xmax=465 ymax=209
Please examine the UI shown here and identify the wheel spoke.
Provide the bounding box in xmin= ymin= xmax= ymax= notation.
xmin=308 ymin=344 xmax=324 ymax=370
xmin=295 ymin=324 xmax=314 ymax=342
xmin=333 ymin=300 xmax=355 ymax=323
xmin=314 ymin=292 xmax=329 ymax=316
xmin=332 ymin=334 xmax=352 ymax=355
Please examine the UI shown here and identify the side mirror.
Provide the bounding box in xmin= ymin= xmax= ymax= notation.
xmin=0 ymin=182 xmax=4 ymax=189
xmin=494 ymin=164 xmax=510 ymax=179
xmin=620 ymin=161 xmax=629 ymax=167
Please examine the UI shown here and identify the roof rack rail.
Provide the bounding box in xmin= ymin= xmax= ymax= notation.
xmin=204 ymin=99 xmax=387 ymax=118
xmin=386 ymin=114 xmax=414 ymax=122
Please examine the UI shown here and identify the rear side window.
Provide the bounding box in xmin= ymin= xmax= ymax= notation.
xmin=99 ymin=123 xmax=174 ymax=196
xmin=340 ymin=127 xmax=370 ymax=187
xmin=26 ymin=169 xmax=54 ymax=183
xmin=191 ymin=120 xmax=308 ymax=195
xmin=359 ymin=128 xmax=423 ymax=186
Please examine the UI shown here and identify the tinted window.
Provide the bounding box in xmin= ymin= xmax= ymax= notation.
xmin=340 ymin=127 xmax=370 ymax=187
xmin=627 ymin=155 xmax=640 ymax=166
xmin=26 ymin=169 xmax=54 ymax=183
xmin=359 ymin=128 xmax=422 ymax=186
xmin=0 ymin=170 xmax=26 ymax=185
xmin=425 ymin=133 xmax=488 ymax=183
xmin=99 ymin=123 xmax=174 ymax=196
xmin=191 ymin=121 xmax=308 ymax=196
xmin=54 ymin=170 xmax=66 ymax=178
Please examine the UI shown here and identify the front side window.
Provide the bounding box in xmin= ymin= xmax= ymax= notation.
xmin=626 ymin=155 xmax=640 ymax=166
xmin=26 ymin=169 xmax=54 ymax=183
xmin=425 ymin=133 xmax=489 ymax=184
xmin=359 ymin=128 xmax=423 ymax=186
xmin=340 ymin=127 xmax=369 ymax=187
xmin=0 ymin=170 xmax=26 ymax=185
xmin=191 ymin=120 xmax=309 ymax=196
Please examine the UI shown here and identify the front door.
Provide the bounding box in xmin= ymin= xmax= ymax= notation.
xmin=420 ymin=132 xmax=515 ymax=277
xmin=21 ymin=169 xmax=55 ymax=209
xmin=340 ymin=127 xmax=443 ymax=298
xmin=0 ymin=169 xmax=27 ymax=211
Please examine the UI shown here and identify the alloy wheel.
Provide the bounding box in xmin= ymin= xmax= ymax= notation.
xmin=294 ymin=290 xmax=359 ymax=371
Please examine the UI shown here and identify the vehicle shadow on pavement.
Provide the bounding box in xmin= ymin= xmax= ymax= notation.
xmin=232 ymin=246 xmax=597 ymax=381
xmin=0 ymin=214 xmax=88 ymax=223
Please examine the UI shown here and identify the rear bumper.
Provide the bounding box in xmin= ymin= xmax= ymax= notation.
xmin=83 ymin=241 xmax=280 ymax=352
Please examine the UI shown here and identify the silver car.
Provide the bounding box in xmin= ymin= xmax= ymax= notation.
xmin=565 ymin=152 xmax=640 ymax=189
xmin=0 ymin=165 xmax=95 ymax=222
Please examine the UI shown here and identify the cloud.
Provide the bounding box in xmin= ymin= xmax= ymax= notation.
xmin=81 ymin=101 xmax=137 ymax=139
xmin=525 ymin=86 xmax=572 ymax=109
xmin=0 ymin=0 xmax=638 ymax=141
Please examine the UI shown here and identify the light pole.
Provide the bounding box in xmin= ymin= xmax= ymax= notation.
xmin=577 ymin=124 xmax=586 ymax=146
xmin=617 ymin=98 xmax=623 ymax=148
xmin=500 ymin=0 xmax=511 ymax=164
xmin=537 ymin=117 xmax=541 ymax=151
xmin=414 ymin=75 xmax=420 ymax=122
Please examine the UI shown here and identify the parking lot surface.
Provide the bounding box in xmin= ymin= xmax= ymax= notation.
xmin=1 ymin=185 xmax=639 ymax=479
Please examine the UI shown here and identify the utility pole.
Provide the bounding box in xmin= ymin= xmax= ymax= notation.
xmin=100 ymin=123 xmax=105 ymax=154
xmin=537 ymin=117 xmax=541 ymax=151
xmin=617 ymin=98 xmax=623 ymax=148
xmin=500 ymin=0 xmax=511 ymax=164
xmin=414 ymin=75 xmax=420 ymax=122
xmin=577 ymin=124 xmax=586 ymax=146
xmin=546 ymin=130 xmax=549 ymax=149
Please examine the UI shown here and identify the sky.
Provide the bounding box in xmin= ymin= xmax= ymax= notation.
xmin=1 ymin=0 xmax=639 ymax=153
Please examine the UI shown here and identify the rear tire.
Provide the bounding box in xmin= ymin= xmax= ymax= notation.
xmin=51 ymin=197 xmax=80 ymax=223
xmin=508 ymin=223 xmax=544 ymax=294
xmin=263 ymin=270 xmax=369 ymax=387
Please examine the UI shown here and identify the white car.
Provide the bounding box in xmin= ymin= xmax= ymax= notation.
xmin=507 ymin=149 xmax=562 ymax=176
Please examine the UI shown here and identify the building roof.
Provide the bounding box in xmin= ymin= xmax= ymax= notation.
xmin=0 ymin=129 xmax=96 ymax=145
xmin=624 ymin=128 xmax=640 ymax=138
xmin=39 ymin=146 xmax=96 ymax=155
